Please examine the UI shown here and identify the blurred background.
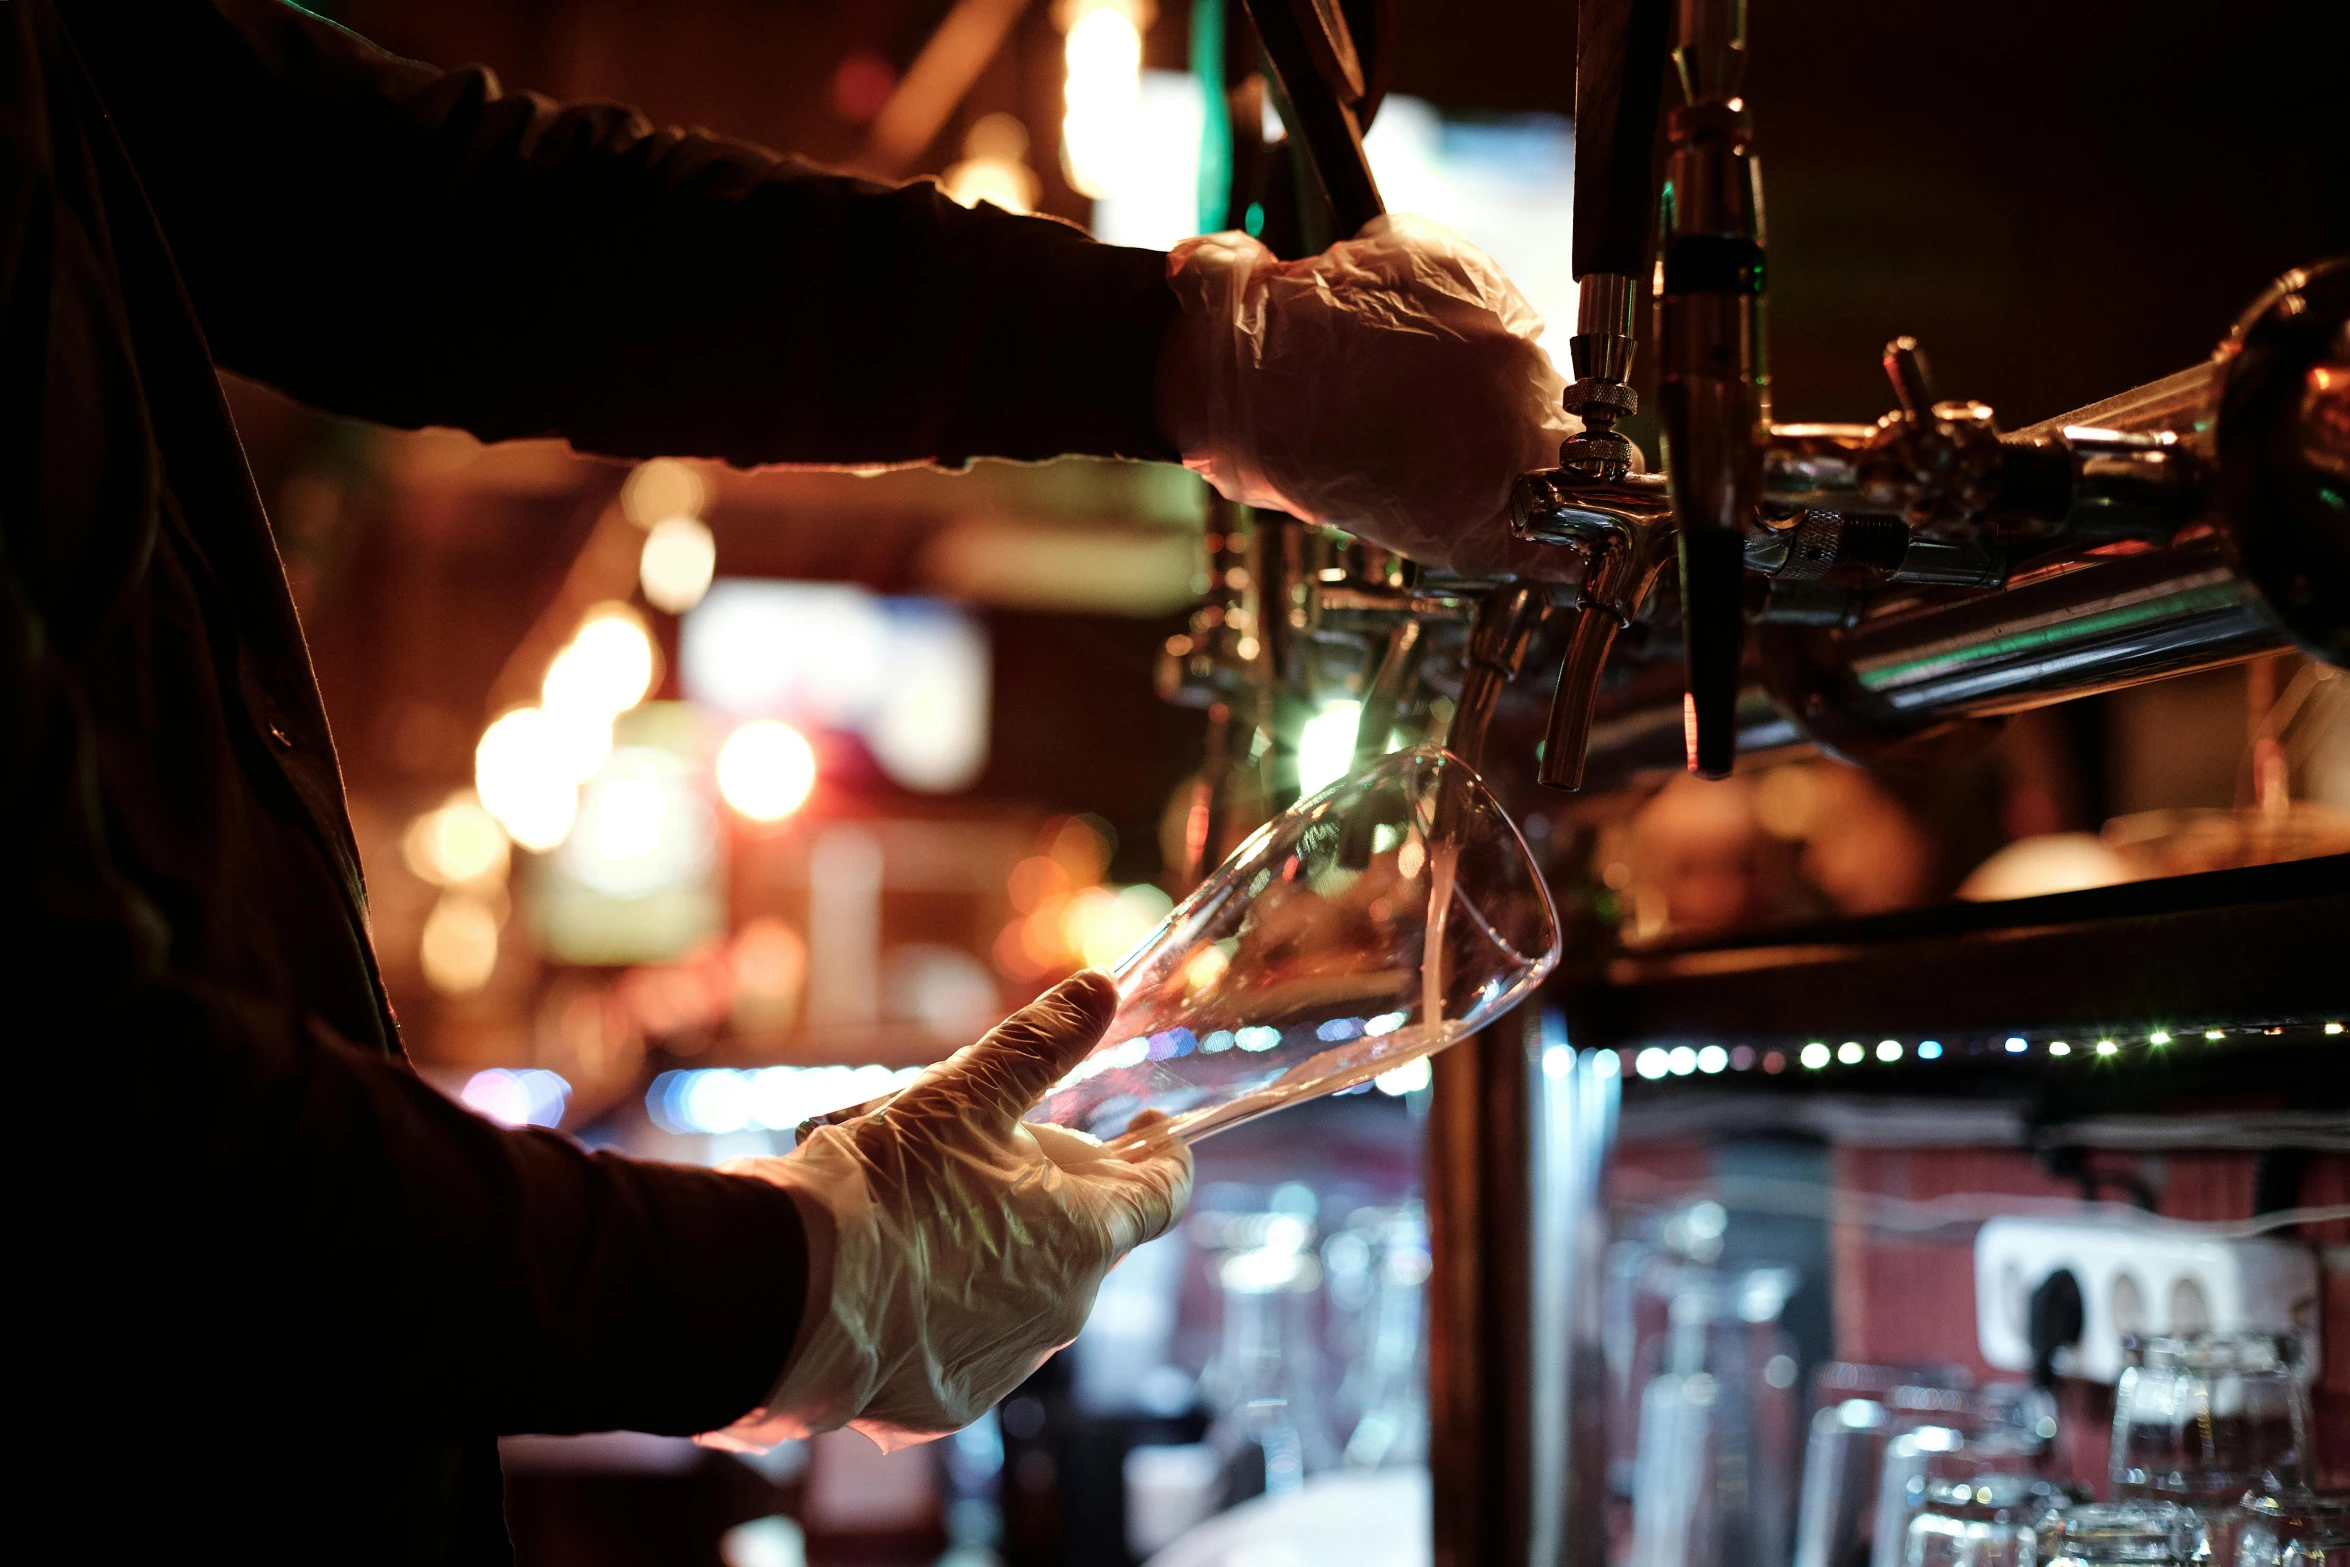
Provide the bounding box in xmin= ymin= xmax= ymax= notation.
xmin=235 ymin=0 xmax=2347 ymax=1561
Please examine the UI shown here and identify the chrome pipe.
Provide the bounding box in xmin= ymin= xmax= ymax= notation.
xmin=1570 ymin=534 xmax=2287 ymax=789
xmin=1821 ymin=535 xmax=2280 ymax=724
xmin=1429 ymin=1008 xmax=1620 ymax=1567
xmin=1529 ymin=1017 xmax=1621 ymax=1567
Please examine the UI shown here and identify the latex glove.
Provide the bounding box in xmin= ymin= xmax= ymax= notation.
xmin=702 ymin=971 xmax=1190 ymax=1453
xmin=1155 ymin=212 xmax=1581 ymax=580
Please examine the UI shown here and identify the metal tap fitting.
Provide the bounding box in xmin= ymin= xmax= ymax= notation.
xmin=1655 ymin=0 xmax=1767 ymax=780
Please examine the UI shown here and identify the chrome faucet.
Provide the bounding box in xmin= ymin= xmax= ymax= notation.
xmin=1507 ymin=0 xmax=2242 ymax=794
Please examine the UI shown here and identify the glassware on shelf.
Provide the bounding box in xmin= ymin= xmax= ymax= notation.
xmin=1872 ymin=1383 xmax=2064 ymax=1567
xmin=1794 ymin=1366 xmax=1976 ymax=1567
xmin=1903 ymin=1474 xmax=2072 ymax=1567
xmin=1337 ymin=1203 xmax=1431 ymax=1472
xmin=1203 ymin=1239 xmax=1338 ymax=1508
xmin=1605 ymin=1199 xmax=1749 ymax=1520
xmin=2043 ymin=1502 xmax=2199 ymax=1567
xmin=2281 ymin=1531 xmax=2350 ymax=1567
xmin=1026 ymin=744 xmax=1562 ymax=1145
xmin=2206 ymin=1493 xmax=2350 ymax=1567
xmin=1626 ymin=1266 xmax=1803 ymax=1567
xmin=2111 ymin=1333 xmax=2313 ymax=1503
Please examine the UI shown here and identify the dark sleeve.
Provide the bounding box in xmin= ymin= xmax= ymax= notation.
xmin=110 ymin=985 xmax=812 ymax=1436
xmin=59 ymin=0 xmax=1179 ymax=468
xmin=3 ymin=560 xmax=804 ymax=1440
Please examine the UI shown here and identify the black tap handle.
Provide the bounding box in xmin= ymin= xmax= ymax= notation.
xmin=1241 ymin=0 xmax=1386 ymax=238
xmin=1571 ymin=0 xmax=1673 ymax=282
xmin=1679 ymin=527 xmax=1745 ymax=777
xmin=1883 ymin=335 xmax=1936 ymax=419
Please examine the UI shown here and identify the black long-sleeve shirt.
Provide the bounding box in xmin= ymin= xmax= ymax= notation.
xmin=4 ymin=1 xmax=1178 ymax=1559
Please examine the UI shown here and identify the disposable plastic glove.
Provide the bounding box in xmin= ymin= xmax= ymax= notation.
xmin=702 ymin=971 xmax=1191 ymax=1453
xmin=1155 ymin=212 xmax=1581 ymax=580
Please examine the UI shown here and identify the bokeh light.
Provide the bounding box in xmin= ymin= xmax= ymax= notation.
xmin=650 ymin=1063 xmax=927 ymax=1136
xmin=461 ymin=1068 xmax=570 ymax=1129
xmin=1067 ymin=882 xmax=1173 ymax=969
xmin=731 ymin=916 xmax=809 ymax=1026
xmin=587 ymin=772 xmax=672 ymax=865
xmin=621 ymin=459 xmax=704 ymax=529
xmin=559 ymin=748 xmax=715 ymax=898
xmin=543 ymin=606 xmax=656 ymax=721
xmin=402 ymin=790 xmax=510 ymax=887
xmin=475 ymin=707 xmax=581 ymax=852
xmin=716 ymin=719 xmax=819 ymax=822
xmin=1061 ymin=0 xmax=1144 ymax=198
xmin=1296 ymin=699 xmax=1364 ymax=799
xmin=640 ymin=515 xmax=717 ymax=614
xmin=420 ymin=892 xmax=501 ymax=994
xmin=943 ymin=114 xmax=1039 ymax=213
xmin=829 ymin=50 xmax=897 ymax=123
xmin=1374 ymin=1056 xmax=1432 ymax=1096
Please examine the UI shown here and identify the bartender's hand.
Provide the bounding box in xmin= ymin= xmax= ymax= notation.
xmin=703 ymin=971 xmax=1190 ymax=1453
xmin=1155 ymin=213 xmax=1580 ymax=579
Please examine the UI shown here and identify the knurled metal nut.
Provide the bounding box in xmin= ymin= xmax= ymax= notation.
xmin=1564 ymin=379 xmax=1638 ymax=417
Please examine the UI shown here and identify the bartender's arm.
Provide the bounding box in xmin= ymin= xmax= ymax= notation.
xmin=59 ymin=0 xmax=1574 ymax=574
xmin=17 ymin=678 xmax=1170 ymax=1452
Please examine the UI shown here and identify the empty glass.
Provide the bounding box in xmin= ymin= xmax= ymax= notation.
xmin=2208 ymin=1494 xmax=2350 ymax=1567
xmin=2044 ymin=1502 xmax=2199 ymax=1567
xmin=1793 ymin=1367 xmax=1976 ymax=1567
xmin=1203 ymin=1239 xmax=1337 ymax=1506
xmin=2112 ymin=1334 xmax=2312 ymax=1503
xmin=1904 ymin=1475 xmax=2071 ymax=1567
xmin=2282 ymin=1532 xmax=2350 ymax=1567
xmin=1337 ymin=1204 xmax=1431 ymax=1472
xmin=1627 ymin=1267 xmax=1803 ymax=1567
xmin=1872 ymin=1384 xmax=2063 ymax=1567
xmin=1027 ymin=744 xmax=1562 ymax=1145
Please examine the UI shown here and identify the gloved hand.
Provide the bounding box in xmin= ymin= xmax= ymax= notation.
xmin=702 ymin=971 xmax=1191 ymax=1453
xmin=1154 ymin=212 xmax=1581 ymax=580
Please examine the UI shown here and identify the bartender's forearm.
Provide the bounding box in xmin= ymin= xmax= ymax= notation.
xmin=59 ymin=0 xmax=1178 ymax=468
xmin=79 ymin=980 xmax=808 ymax=1436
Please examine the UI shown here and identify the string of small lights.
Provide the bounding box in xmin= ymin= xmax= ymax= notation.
xmin=1624 ymin=1019 xmax=2344 ymax=1082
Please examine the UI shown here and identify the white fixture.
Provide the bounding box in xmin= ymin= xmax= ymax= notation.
xmin=1974 ymin=1215 xmax=2319 ymax=1383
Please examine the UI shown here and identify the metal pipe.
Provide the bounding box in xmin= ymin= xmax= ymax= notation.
xmin=1572 ymin=534 xmax=2286 ymax=788
xmin=1529 ymin=1017 xmax=1621 ymax=1567
xmin=1818 ymin=535 xmax=2282 ymax=724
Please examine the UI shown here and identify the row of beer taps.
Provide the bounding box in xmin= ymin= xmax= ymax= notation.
xmin=1161 ymin=0 xmax=2330 ymax=885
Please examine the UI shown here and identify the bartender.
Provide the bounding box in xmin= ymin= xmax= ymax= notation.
xmin=6 ymin=0 xmax=1569 ymax=1558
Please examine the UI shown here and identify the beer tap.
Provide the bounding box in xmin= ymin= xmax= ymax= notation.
xmin=1241 ymin=0 xmax=1558 ymax=781
xmin=1231 ymin=0 xmax=2268 ymax=815
xmin=1508 ymin=0 xmax=1674 ymax=790
xmin=1158 ymin=498 xmax=1271 ymax=882
xmin=1653 ymin=0 xmax=1767 ymax=779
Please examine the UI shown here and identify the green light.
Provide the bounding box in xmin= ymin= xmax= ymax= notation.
xmin=2095 ymin=1039 xmax=2118 ymax=1056
xmin=1243 ymin=201 xmax=1266 ymax=238
xmin=2049 ymin=1040 xmax=2071 ymax=1057
xmin=1293 ymin=700 xmax=1363 ymax=799
xmin=2148 ymin=1031 xmax=2171 ymax=1045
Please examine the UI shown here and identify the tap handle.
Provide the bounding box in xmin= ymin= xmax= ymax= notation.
xmin=1678 ymin=527 xmax=1746 ymax=778
xmin=1241 ymin=0 xmax=1386 ymax=237
xmin=1883 ymin=335 xmax=1936 ymax=421
xmin=1571 ymin=0 xmax=1674 ymax=283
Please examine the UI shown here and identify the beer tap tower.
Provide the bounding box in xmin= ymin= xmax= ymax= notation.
xmin=1180 ymin=2 xmax=2346 ymax=1563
